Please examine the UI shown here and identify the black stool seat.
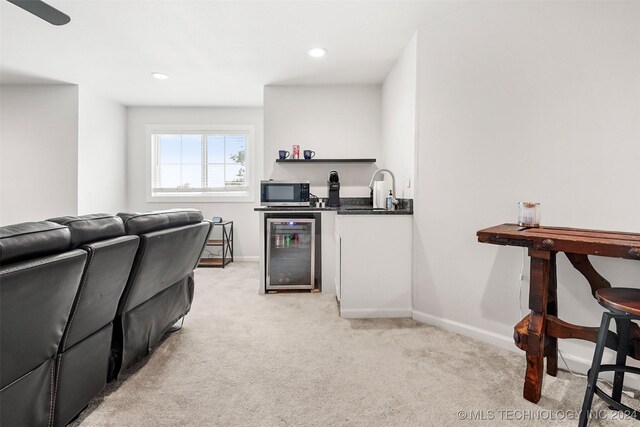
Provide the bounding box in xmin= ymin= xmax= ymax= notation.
xmin=579 ymin=287 xmax=640 ymax=426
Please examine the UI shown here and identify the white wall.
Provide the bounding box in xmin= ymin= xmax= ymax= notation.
xmin=263 ymin=85 xmax=382 ymax=198
xmin=126 ymin=107 xmax=263 ymax=259
xmin=78 ymin=88 xmax=127 ymax=214
xmin=413 ymin=1 xmax=640 ymax=372
xmin=381 ymin=33 xmax=418 ymax=199
xmin=0 ymin=84 xmax=79 ymax=224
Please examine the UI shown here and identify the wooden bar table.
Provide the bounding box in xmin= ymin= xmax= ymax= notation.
xmin=477 ymin=224 xmax=640 ymax=403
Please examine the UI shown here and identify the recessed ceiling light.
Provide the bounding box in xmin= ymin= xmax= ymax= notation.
xmin=151 ymin=72 xmax=169 ymax=80
xmin=308 ymin=47 xmax=327 ymax=58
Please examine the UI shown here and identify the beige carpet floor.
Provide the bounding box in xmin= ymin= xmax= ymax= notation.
xmin=72 ymin=262 xmax=638 ymax=426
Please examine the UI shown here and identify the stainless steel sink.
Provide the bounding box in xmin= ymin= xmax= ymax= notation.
xmin=343 ymin=207 xmax=387 ymax=211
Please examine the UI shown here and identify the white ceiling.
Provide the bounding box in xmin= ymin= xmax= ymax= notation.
xmin=0 ymin=0 xmax=430 ymax=106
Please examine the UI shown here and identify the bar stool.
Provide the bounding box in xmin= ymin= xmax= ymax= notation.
xmin=579 ymin=287 xmax=640 ymax=426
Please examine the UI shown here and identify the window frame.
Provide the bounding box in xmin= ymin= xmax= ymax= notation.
xmin=146 ymin=124 xmax=255 ymax=203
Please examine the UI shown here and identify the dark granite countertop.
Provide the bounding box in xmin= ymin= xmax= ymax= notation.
xmin=254 ymin=198 xmax=413 ymax=215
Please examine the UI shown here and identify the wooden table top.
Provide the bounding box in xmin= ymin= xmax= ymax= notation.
xmin=477 ymin=224 xmax=640 ymax=260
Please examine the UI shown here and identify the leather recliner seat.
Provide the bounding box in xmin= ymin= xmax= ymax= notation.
xmin=1 ymin=209 xmax=211 ymax=425
xmin=46 ymin=214 xmax=140 ymax=427
xmin=111 ymin=209 xmax=211 ymax=378
xmin=0 ymin=222 xmax=87 ymax=426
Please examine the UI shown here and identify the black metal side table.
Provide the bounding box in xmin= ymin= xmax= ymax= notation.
xmin=198 ymin=221 xmax=233 ymax=268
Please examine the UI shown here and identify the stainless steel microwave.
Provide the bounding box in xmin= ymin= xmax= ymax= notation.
xmin=260 ymin=180 xmax=310 ymax=206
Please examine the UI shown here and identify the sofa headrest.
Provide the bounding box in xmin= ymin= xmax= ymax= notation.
xmin=47 ymin=213 xmax=125 ymax=248
xmin=0 ymin=221 xmax=71 ymax=264
xmin=117 ymin=209 xmax=204 ymax=235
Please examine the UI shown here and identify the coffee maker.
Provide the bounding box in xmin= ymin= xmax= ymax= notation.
xmin=327 ymin=170 xmax=340 ymax=207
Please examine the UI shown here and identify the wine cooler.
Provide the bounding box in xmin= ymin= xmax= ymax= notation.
xmin=266 ymin=217 xmax=316 ymax=290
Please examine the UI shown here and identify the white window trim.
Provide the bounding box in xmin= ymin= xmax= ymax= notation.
xmin=145 ymin=124 xmax=256 ymax=203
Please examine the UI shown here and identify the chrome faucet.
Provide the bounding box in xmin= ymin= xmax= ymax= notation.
xmin=368 ymin=168 xmax=396 ymax=207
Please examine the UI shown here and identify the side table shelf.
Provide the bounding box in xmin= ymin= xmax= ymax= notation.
xmin=199 ymin=221 xmax=233 ymax=268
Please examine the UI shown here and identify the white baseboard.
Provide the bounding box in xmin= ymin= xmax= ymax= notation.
xmin=233 ymin=256 xmax=259 ymax=262
xmin=411 ymin=311 xmax=596 ymax=371
xmin=412 ymin=310 xmax=640 ymax=397
xmin=341 ymin=308 xmax=412 ymax=319
xmin=411 ymin=310 xmax=515 ymax=351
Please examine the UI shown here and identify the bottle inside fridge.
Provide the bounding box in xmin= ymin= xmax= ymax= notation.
xmin=266 ymin=217 xmax=316 ymax=290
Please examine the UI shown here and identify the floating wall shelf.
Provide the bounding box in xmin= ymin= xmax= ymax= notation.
xmin=276 ymin=158 xmax=376 ymax=163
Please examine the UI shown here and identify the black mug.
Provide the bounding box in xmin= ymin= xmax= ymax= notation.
xmin=303 ymin=150 xmax=316 ymax=160
xmin=279 ymin=150 xmax=290 ymax=160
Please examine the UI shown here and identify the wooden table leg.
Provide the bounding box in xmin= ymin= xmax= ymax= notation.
xmin=546 ymin=253 xmax=558 ymax=376
xmin=523 ymin=249 xmax=551 ymax=403
xmin=525 ymin=315 xmax=545 ymax=402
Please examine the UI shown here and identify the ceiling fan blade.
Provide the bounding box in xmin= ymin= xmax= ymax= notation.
xmin=6 ymin=0 xmax=70 ymax=25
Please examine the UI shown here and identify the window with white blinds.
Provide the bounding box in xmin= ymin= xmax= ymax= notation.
xmin=148 ymin=125 xmax=254 ymax=202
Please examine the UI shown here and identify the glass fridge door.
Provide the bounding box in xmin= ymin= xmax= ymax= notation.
xmin=266 ymin=218 xmax=315 ymax=290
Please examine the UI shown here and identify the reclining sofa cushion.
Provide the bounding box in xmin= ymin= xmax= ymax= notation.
xmin=53 ymin=325 xmax=113 ymax=427
xmin=0 ymin=250 xmax=87 ymax=388
xmin=47 ymin=213 xmax=125 ymax=249
xmin=0 ymin=221 xmax=70 ymax=264
xmin=120 ymin=273 xmax=195 ymax=372
xmin=46 ymin=214 xmax=139 ymax=351
xmin=60 ymin=236 xmax=139 ymax=352
xmin=117 ymin=208 xmax=204 ymax=235
xmin=117 ymin=220 xmax=210 ymax=315
xmin=45 ymin=214 xmax=140 ymax=426
xmin=111 ymin=210 xmax=211 ymax=375
xmin=0 ymin=222 xmax=86 ymax=426
xmin=0 ymin=358 xmax=55 ymax=427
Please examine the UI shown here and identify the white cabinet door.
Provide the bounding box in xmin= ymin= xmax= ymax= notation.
xmin=320 ymin=211 xmax=336 ymax=294
xmin=336 ymin=215 xmax=412 ymax=318
xmin=334 ymin=231 xmax=341 ymax=301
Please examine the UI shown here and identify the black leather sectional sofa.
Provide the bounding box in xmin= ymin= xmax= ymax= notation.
xmin=0 ymin=209 xmax=212 ymax=426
